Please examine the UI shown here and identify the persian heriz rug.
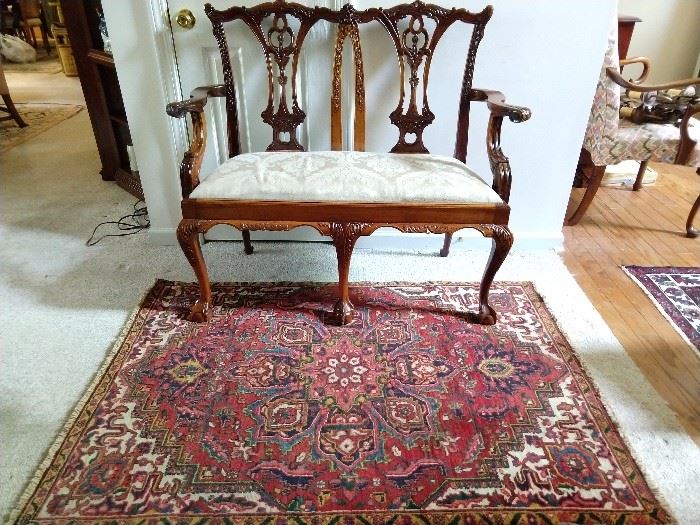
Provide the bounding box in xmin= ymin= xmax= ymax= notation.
xmin=11 ymin=281 xmax=672 ymax=525
xmin=0 ymin=103 xmax=82 ymax=154
xmin=623 ymin=266 xmax=700 ymax=355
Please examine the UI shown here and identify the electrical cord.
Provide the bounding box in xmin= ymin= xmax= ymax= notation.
xmin=86 ymin=199 xmax=150 ymax=246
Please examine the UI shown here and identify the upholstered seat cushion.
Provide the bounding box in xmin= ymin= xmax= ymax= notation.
xmin=189 ymin=151 xmax=503 ymax=204
xmin=603 ymin=117 xmax=700 ymax=166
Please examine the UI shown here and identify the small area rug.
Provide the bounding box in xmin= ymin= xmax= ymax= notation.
xmin=10 ymin=281 xmax=671 ymax=525
xmin=3 ymin=54 xmax=62 ymax=74
xmin=0 ymin=103 xmax=82 ymax=153
xmin=623 ymin=266 xmax=700 ymax=354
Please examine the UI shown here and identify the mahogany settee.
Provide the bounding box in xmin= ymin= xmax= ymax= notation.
xmin=166 ymin=0 xmax=530 ymax=326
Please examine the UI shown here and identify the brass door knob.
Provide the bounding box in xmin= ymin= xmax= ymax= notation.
xmin=175 ymin=9 xmax=196 ymax=29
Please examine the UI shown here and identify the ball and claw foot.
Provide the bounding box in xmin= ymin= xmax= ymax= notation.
xmin=476 ymin=304 xmax=497 ymax=325
xmin=188 ymin=300 xmax=212 ymax=322
xmin=332 ymin=299 xmax=354 ymax=326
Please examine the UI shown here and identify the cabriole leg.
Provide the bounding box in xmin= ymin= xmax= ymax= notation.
xmin=177 ymin=219 xmax=212 ymax=322
xmin=477 ymin=225 xmax=513 ymax=325
xmin=242 ymin=229 xmax=254 ymax=255
xmin=566 ymin=164 xmax=606 ymax=226
xmin=330 ymin=223 xmax=364 ymax=325
xmin=440 ymin=233 xmax=453 ymax=257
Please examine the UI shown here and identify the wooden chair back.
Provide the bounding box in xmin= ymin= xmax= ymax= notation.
xmin=18 ymin=0 xmax=41 ymax=21
xmin=204 ymin=0 xmax=492 ymax=160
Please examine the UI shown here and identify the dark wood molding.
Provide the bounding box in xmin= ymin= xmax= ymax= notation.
xmin=617 ymin=15 xmax=641 ymax=62
xmin=60 ymin=0 xmax=142 ymax=198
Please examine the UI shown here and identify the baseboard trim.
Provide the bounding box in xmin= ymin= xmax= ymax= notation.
xmin=148 ymin=228 xmax=178 ymax=245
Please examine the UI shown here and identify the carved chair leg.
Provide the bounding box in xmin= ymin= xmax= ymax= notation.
xmin=330 ymin=223 xmax=363 ymax=325
xmin=687 ymin=193 xmax=700 ymax=239
xmin=566 ymin=164 xmax=606 ymax=226
xmin=440 ymin=233 xmax=452 ymax=257
xmin=477 ymin=226 xmax=513 ymax=325
xmin=242 ymin=229 xmax=254 ymax=255
xmin=2 ymin=94 xmax=28 ymax=128
xmin=633 ymin=160 xmax=648 ymax=191
xmin=177 ymin=220 xmax=212 ymax=322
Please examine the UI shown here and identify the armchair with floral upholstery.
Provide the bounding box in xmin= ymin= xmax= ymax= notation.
xmin=566 ymin=22 xmax=700 ymax=237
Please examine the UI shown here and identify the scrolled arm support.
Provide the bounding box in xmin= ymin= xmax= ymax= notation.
xmin=606 ymin=67 xmax=700 ymax=93
xmin=469 ymin=88 xmax=531 ymax=203
xmin=470 ymin=88 xmax=532 ymax=123
xmin=166 ymin=85 xmax=226 ymax=117
xmin=619 ymin=56 xmax=651 ymax=84
xmin=166 ymin=85 xmax=226 ymax=197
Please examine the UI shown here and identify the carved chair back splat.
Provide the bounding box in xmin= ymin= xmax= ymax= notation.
xmin=166 ymin=0 xmax=531 ymax=327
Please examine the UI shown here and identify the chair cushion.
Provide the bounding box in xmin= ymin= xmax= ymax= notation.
xmin=189 ymin=151 xmax=503 ymax=204
xmin=583 ymin=21 xmax=620 ymax=165
xmin=688 ymin=118 xmax=700 ymax=167
xmin=601 ymin=117 xmax=700 ymax=167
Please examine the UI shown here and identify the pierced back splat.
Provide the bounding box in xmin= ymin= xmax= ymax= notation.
xmin=373 ymin=1 xmax=492 ymax=154
xmin=331 ymin=5 xmax=366 ymax=152
xmin=206 ymin=1 xmax=332 ymax=152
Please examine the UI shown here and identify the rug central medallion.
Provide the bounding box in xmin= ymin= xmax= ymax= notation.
xmin=15 ymin=282 xmax=670 ymax=524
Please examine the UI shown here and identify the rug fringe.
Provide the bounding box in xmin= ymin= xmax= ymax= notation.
xmin=6 ymin=281 xmax=157 ymax=525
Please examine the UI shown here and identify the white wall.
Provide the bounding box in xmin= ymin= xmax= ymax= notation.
xmin=102 ymin=0 xmax=185 ymax=243
xmin=104 ymin=0 xmax=616 ymax=249
xmin=618 ymin=0 xmax=700 ymax=82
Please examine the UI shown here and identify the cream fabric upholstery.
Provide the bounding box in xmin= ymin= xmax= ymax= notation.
xmin=687 ymin=118 xmax=700 ymax=167
xmin=190 ymin=151 xmax=503 ymax=204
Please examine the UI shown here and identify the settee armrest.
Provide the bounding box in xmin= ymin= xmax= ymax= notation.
xmin=469 ymin=88 xmax=531 ymax=203
xmin=166 ymin=85 xmax=226 ymax=197
xmin=166 ymin=84 xmax=225 ymax=117
xmin=470 ymin=88 xmax=532 ymax=123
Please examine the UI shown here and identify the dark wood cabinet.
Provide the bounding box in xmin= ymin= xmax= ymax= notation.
xmin=60 ymin=0 xmax=143 ymax=199
xmin=617 ymin=15 xmax=642 ymax=62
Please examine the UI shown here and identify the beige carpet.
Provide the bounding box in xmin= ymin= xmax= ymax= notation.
xmin=0 ymin=103 xmax=82 ymax=153
xmin=2 ymin=83 xmax=700 ymax=524
xmin=3 ymin=54 xmax=62 ymax=74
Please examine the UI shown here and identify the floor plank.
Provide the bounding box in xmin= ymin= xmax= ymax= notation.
xmin=563 ymin=163 xmax=700 ymax=446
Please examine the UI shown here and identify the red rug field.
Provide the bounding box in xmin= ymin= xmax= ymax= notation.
xmin=11 ymin=281 xmax=671 ymax=524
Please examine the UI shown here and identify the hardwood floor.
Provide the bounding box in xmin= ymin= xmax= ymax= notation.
xmin=562 ymin=163 xmax=700 ymax=447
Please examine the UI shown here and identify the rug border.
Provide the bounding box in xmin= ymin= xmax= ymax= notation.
xmin=8 ymin=278 xmax=676 ymax=524
xmin=622 ymin=265 xmax=699 ymax=353
xmin=0 ymin=103 xmax=83 ymax=154
xmin=521 ymin=279 xmax=676 ymax=523
xmin=6 ymin=280 xmax=155 ymax=525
